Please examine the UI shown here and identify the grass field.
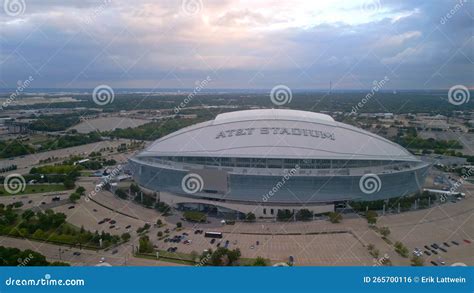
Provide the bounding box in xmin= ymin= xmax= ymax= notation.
xmin=0 ymin=184 xmax=70 ymax=196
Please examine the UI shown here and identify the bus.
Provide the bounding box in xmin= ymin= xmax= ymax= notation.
xmin=204 ymin=232 xmax=223 ymax=239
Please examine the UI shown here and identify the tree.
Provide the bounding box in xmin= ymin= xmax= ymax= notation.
xmin=327 ymin=212 xmax=342 ymax=223
xmin=367 ymin=216 xmax=377 ymax=225
xmin=380 ymin=227 xmax=391 ymax=238
xmin=210 ymin=248 xmax=241 ymax=266
xmin=277 ymin=209 xmax=293 ymax=221
xmin=115 ymin=189 xmax=128 ymax=199
xmin=411 ymin=255 xmax=424 ymax=266
xmin=130 ymin=183 xmax=141 ymax=194
xmin=176 ymin=222 xmax=182 ymax=228
xmin=21 ymin=210 xmax=35 ymax=221
xmin=156 ymin=219 xmax=163 ymax=226
xmin=121 ymin=233 xmax=131 ymax=242
xmin=245 ymin=212 xmax=256 ymax=222
xmin=75 ymin=186 xmax=86 ymax=195
xmin=138 ymin=236 xmax=154 ymax=253
xmin=366 ymin=210 xmax=378 ymax=225
xmin=252 ymin=257 xmax=268 ymax=266
xmin=157 ymin=231 xmax=163 ymax=237
xmin=394 ymin=241 xmax=409 ymax=258
xmin=296 ymin=209 xmax=313 ymax=221
xmin=69 ymin=193 xmax=81 ymax=203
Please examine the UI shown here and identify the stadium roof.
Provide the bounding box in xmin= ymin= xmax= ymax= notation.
xmin=138 ymin=109 xmax=417 ymax=161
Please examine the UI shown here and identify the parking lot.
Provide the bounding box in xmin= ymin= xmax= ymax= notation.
xmin=378 ymin=188 xmax=474 ymax=266
xmin=155 ymin=229 xmax=373 ymax=266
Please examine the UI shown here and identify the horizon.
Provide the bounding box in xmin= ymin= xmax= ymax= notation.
xmin=0 ymin=0 xmax=473 ymax=89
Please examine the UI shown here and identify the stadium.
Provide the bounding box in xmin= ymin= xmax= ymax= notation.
xmin=128 ymin=109 xmax=430 ymax=219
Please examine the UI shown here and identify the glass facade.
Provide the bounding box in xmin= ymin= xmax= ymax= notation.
xmin=143 ymin=156 xmax=413 ymax=170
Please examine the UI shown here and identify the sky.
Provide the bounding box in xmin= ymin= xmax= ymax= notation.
xmin=0 ymin=0 xmax=473 ymax=90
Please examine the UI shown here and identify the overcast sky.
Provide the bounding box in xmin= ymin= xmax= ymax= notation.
xmin=0 ymin=0 xmax=472 ymax=89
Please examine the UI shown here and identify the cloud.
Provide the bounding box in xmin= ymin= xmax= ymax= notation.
xmin=0 ymin=0 xmax=472 ymax=89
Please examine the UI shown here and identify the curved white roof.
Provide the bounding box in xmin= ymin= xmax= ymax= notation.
xmin=214 ymin=109 xmax=334 ymax=123
xmin=138 ymin=109 xmax=418 ymax=162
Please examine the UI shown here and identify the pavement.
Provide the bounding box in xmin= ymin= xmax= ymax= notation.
xmin=0 ymin=159 xmax=472 ymax=266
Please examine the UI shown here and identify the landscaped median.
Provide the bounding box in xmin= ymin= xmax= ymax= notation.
xmin=0 ymin=183 xmax=70 ymax=196
xmin=135 ymin=247 xmax=270 ymax=267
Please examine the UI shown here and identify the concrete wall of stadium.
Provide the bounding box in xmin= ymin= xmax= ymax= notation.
xmin=158 ymin=191 xmax=334 ymax=218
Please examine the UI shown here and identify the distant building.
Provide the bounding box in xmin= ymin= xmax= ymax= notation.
xmin=5 ymin=120 xmax=31 ymax=134
xmin=412 ymin=114 xmax=448 ymax=130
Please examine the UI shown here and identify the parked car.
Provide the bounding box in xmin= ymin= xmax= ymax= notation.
xmin=430 ymin=250 xmax=438 ymax=255
xmin=210 ymin=238 xmax=216 ymax=244
xmin=451 ymin=241 xmax=459 ymax=246
xmin=73 ymin=252 xmax=81 ymax=256
xmin=110 ymin=220 xmax=117 ymax=225
xmin=443 ymin=242 xmax=450 ymax=247
xmin=430 ymin=261 xmax=438 ymax=266
xmin=424 ymin=251 xmax=431 ymax=256
xmin=439 ymin=247 xmax=447 ymax=253
xmin=68 ymin=206 xmax=75 ymax=209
